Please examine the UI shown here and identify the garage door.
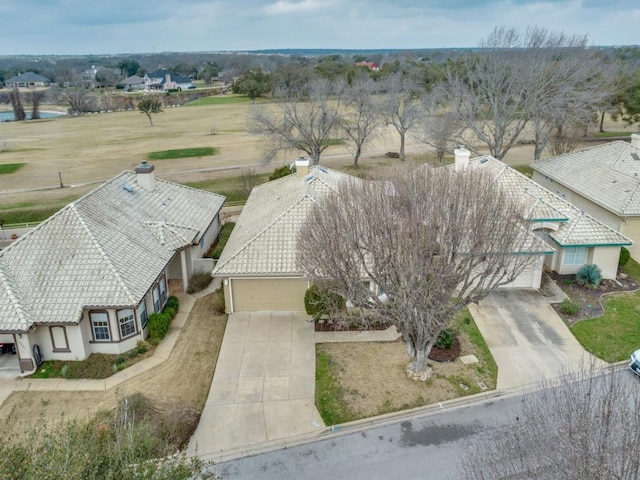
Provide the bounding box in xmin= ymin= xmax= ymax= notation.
xmin=500 ymin=255 xmax=543 ymax=289
xmin=231 ymin=278 xmax=308 ymax=311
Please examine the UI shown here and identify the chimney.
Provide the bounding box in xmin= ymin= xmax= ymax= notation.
xmin=295 ymin=157 xmax=310 ymax=179
xmin=135 ymin=161 xmax=155 ymax=191
xmin=632 ymin=133 xmax=640 ymax=150
xmin=454 ymin=148 xmax=470 ymax=172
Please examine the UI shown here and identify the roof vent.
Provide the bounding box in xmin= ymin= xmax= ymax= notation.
xmin=480 ymin=158 xmax=489 ymax=164
xmin=123 ymin=184 xmax=135 ymax=193
xmin=631 ymin=152 xmax=640 ymax=162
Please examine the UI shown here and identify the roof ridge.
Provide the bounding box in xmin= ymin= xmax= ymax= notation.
xmin=70 ymin=204 xmax=137 ymax=304
xmin=214 ymin=195 xmax=310 ymax=273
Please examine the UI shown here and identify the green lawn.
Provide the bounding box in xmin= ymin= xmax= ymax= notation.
xmin=315 ymin=350 xmax=357 ymax=425
xmin=147 ymin=147 xmax=218 ymax=160
xmin=593 ymin=131 xmax=633 ymax=138
xmin=457 ymin=309 xmax=498 ymax=382
xmin=512 ymin=164 xmax=533 ymax=178
xmin=571 ymin=293 xmax=640 ymax=362
xmin=186 ymin=95 xmax=252 ymax=106
xmin=622 ymin=256 xmax=640 ymax=281
xmin=211 ymin=222 xmax=235 ymax=259
xmin=184 ymin=173 xmax=270 ymax=204
xmin=0 ymin=163 xmax=25 ymax=174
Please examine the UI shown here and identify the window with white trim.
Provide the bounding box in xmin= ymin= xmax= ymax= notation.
xmin=138 ymin=301 xmax=148 ymax=329
xmin=90 ymin=312 xmax=110 ymax=341
xmin=159 ymin=276 xmax=167 ymax=305
xmin=117 ymin=309 xmax=136 ymax=338
xmin=563 ymin=246 xmax=588 ymax=266
xmin=152 ymin=286 xmax=160 ymax=312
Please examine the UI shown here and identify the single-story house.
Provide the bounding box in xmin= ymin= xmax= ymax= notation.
xmin=530 ymin=135 xmax=640 ymax=259
xmin=4 ymin=72 xmax=51 ymax=88
xmin=0 ymin=162 xmax=225 ymax=374
xmin=144 ymin=69 xmax=194 ymax=91
xmin=119 ymin=74 xmax=145 ymax=91
xmin=214 ymin=152 xmax=630 ymax=314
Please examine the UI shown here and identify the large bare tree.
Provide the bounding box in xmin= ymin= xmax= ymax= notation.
xmin=9 ymin=87 xmax=26 ymax=121
xmin=461 ymin=365 xmax=640 ymax=479
xmin=341 ymin=75 xmax=381 ymax=167
xmin=298 ymin=164 xmax=539 ymax=378
xmin=249 ymin=78 xmax=345 ymax=165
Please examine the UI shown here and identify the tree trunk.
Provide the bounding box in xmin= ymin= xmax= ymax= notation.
xmin=353 ymin=145 xmax=361 ymax=167
xmin=405 ymin=338 xmax=436 ymax=380
xmin=399 ymin=132 xmax=405 ymax=161
xmin=599 ymin=110 xmax=605 ymax=133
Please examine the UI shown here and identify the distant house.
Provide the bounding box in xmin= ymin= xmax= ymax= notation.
xmin=0 ymin=162 xmax=225 ymax=374
xmin=144 ymin=69 xmax=194 ymax=91
xmin=531 ymin=135 xmax=640 ymax=260
xmin=4 ymin=72 xmax=51 ymax=88
xmin=354 ymin=61 xmax=379 ymax=71
xmin=119 ymin=74 xmax=145 ymax=91
xmin=81 ymin=66 xmax=99 ymax=88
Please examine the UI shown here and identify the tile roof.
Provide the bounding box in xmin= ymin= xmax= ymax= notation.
xmin=469 ymin=156 xmax=631 ymax=247
xmin=213 ymin=167 xmax=356 ymax=276
xmin=530 ymin=141 xmax=640 ymax=216
xmin=5 ymin=72 xmax=51 ymax=84
xmin=0 ymin=171 xmax=225 ymax=332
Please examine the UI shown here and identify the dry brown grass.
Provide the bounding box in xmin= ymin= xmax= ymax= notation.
xmin=0 ymin=293 xmax=227 ymax=433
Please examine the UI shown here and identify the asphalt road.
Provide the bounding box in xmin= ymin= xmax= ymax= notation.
xmin=210 ymin=367 xmax=640 ymax=480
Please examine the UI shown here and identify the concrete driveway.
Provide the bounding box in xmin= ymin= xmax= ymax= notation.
xmin=468 ymin=290 xmax=600 ymax=389
xmin=189 ymin=311 xmax=324 ymax=459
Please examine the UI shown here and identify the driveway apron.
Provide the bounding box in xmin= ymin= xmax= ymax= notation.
xmin=468 ymin=290 xmax=602 ymax=389
xmin=189 ymin=311 xmax=324 ymax=458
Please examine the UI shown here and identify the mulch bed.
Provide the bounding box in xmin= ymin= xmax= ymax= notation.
xmin=314 ymin=320 xmax=393 ymax=332
xmin=428 ymin=337 xmax=461 ymax=362
xmin=547 ymin=270 xmax=640 ymax=325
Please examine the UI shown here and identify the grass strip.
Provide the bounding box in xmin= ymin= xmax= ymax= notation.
xmin=0 ymin=163 xmax=25 ymax=174
xmin=148 ymin=147 xmax=218 ymax=160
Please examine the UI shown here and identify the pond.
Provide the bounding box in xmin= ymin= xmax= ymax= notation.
xmin=0 ymin=110 xmax=66 ymax=122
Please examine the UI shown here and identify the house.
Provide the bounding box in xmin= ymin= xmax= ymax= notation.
xmin=354 ymin=61 xmax=380 ymax=71
xmin=4 ymin=72 xmax=51 ymax=88
xmin=119 ymin=74 xmax=145 ymax=91
xmin=144 ymin=69 xmax=194 ymax=91
xmin=530 ymin=135 xmax=640 ymax=259
xmin=0 ymin=162 xmax=225 ymax=374
xmin=464 ymin=151 xmax=631 ymax=280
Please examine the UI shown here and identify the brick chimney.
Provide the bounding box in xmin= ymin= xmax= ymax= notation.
xmin=632 ymin=133 xmax=640 ymax=150
xmin=135 ymin=161 xmax=155 ymax=191
xmin=295 ymin=157 xmax=310 ymax=179
xmin=454 ymin=148 xmax=470 ymax=172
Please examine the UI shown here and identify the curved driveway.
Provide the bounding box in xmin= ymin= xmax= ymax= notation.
xmin=468 ymin=290 xmax=601 ymax=389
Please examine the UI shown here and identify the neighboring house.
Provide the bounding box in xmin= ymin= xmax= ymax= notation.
xmin=81 ymin=66 xmax=99 ymax=88
xmin=119 ymin=74 xmax=145 ymax=91
xmin=0 ymin=162 xmax=225 ymax=374
xmin=144 ymin=69 xmax=194 ymax=91
xmin=354 ymin=61 xmax=380 ymax=71
xmin=531 ymin=135 xmax=640 ymax=259
xmin=4 ymin=72 xmax=51 ymax=88
xmin=465 ymin=152 xmax=631 ymax=281
xmin=214 ymin=153 xmax=620 ymax=314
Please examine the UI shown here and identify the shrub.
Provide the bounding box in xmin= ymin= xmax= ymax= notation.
xmin=147 ymin=312 xmax=170 ymax=342
xmin=163 ymin=306 xmax=176 ymax=320
xmin=619 ymin=246 xmax=630 ymax=267
xmin=186 ymin=271 xmax=212 ymax=294
xmin=166 ymin=296 xmax=179 ymax=311
xmin=560 ymin=297 xmax=580 ymax=315
xmin=575 ymin=264 xmax=602 ymax=290
xmin=211 ymin=287 xmax=226 ymax=314
xmin=116 ymin=356 xmax=126 ymax=365
xmin=304 ymin=284 xmax=344 ymax=320
xmin=211 ymin=222 xmax=235 ymax=259
xmin=269 ymin=164 xmax=293 ymax=181
xmin=434 ymin=328 xmax=457 ymax=349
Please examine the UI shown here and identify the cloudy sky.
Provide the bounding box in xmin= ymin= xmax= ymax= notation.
xmin=1 ymin=0 xmax=638 ymax=55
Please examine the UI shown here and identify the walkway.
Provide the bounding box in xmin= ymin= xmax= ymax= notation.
xmin=189 ymin=312 xmax=324 ymax=459
xmin=469 ymin=289 xmax=601 ymax=389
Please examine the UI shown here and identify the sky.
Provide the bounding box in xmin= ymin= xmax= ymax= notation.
xmin=0 ymin=0 xmax=638 ymax=56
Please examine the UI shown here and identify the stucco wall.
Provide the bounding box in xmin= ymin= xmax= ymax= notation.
xmin=622 ymin=217 xmax=640 ymax=260
xmin=553 ymin=245 xmax=620 ymax=279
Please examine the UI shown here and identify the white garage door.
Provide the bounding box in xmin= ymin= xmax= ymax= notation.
xmin=231 ymin=278 xmax=308 ymax=312
xmin=500 ymin=255 xmax=544 ymax=289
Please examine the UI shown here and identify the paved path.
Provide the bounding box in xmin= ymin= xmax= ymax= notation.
xmin=189 ymin=312 xmax=324 ymax=459
xmin=469 ymin=289 xmax=601 ymax=389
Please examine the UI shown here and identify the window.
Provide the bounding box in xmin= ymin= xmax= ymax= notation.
xmin=138 ymin=301 xmax=148 ymax=329
xmin=152 ymin=286 xmax=160 ymax=312
xmin=117 ymin=309 xmax=136 ymax=338
xmin=90 ymin=312 xmax=110 ymax=341
xmin=159 ymin=276 xmax=167 ymax=306
xmin=564 ymin=247 xmax=587 ymax=266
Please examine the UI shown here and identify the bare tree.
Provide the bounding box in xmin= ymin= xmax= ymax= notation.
xmin=138 ymin=97 xmax=163 ymax=126
xmin=24 ymin=87 xmax=46 ymax=120
xmin=249 ymin=78 xmax=345 ymax=166
xmin=298 ymin=164 xmax=538 ymax=378
xmin=56 ymin=87 xmax=93 ymax=115
xmin=9 ymin=87 xmax=26 ymax=121
xmin=239 ymin=167 xmax=260 ymax=195
xmin=548 ymin=121 xmax=584 ymax=156
xmin=341 ymin=76 xmax=381 ymax=167
xmin=460 ymin=365 xmax=640 ymax=479
xmin=378 ymin=72 xmax=422 ymax=161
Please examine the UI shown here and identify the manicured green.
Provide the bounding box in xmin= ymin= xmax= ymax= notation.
xmin=186 ymin=95 xmax=253 ymax=106
xmin=184 ymin=173 xmax=270 ymax=204
xmin=622 ymin=256 xmax=640 ymax=281
xmin=147 ymin=147 xmax=218 ymax=160
xmin=571 ymin=292 xmax=640 ymax=362
xmin=315 ymin=350 xmax=357 ymax=425
xmin=211 ymin=222 xmax=235 ymax=259
xmin=0 ymin=163 xmax=25 ymax=174
xmin=322 ymin=138 xmax=346 ymax=146
xmin=512 ymin=164 xmax=533 ymax=178
xmin=593 ymin=131 xmax=633 ymax=138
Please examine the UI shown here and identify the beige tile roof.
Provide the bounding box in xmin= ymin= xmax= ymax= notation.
xmin=214 ymin=167 xmax=356 ymax=276
xmin=471 ymin=156 xmax=632 ymax=247
xmin=530 ymin=141 xmax=640 ymax=216
xmin=0 ymin=171 xmax=225 ymax=332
